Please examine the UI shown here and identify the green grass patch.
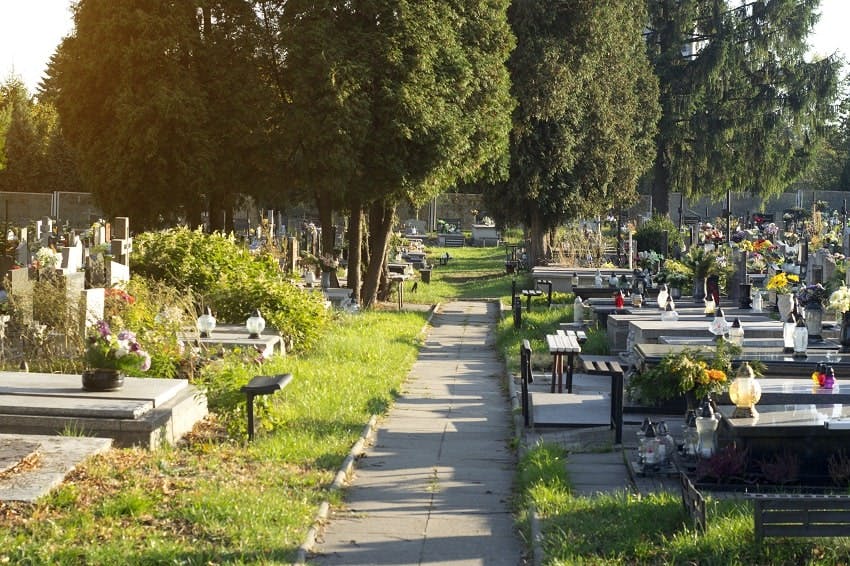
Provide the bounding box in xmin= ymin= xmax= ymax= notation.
xmin=403 ymin=246 xmax=514 ymax=304
xmin=0 ymin=309 xmax=427 ymax=564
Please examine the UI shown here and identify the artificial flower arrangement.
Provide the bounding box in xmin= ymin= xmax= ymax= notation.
xmin=829 ymin=285 xmax=850 ymax=314
xmin=85 ymin=320 xmax=151 ymax=374
xmin=765 ymin=272 xmax=799 ymax=295
xmin=796 ymin=283 xmax=828 ymax=307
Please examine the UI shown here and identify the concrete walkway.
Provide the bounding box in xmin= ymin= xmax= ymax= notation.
xmin=310 ymin=300 xmax=524 ymax=565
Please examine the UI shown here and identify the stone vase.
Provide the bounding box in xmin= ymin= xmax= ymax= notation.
xmin=805 ymin=302 xmax=823 ymax=340
xmin=82 ymin=368 xmax=124 ymax=392
xmin=777 ymin=293 xmax=794 ymax=322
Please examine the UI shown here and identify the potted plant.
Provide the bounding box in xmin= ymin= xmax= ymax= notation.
xmin=681 ymin=247 xmax=720 ymax=301
xmin=83 ymin=320 xmax=151 ymax=391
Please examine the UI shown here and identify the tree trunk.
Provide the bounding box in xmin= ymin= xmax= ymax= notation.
xmin=346 ymin=198 xmax=363 ymax=303
xmin=208 ymin=191 xmax=225 ymax=232
xmin=528 ymin=206 xmax=546 ymax=268
xmin=651 ymin=130 xmax=671 ymax=216
xmin=361 ymin=199 xmax=395 ymax=308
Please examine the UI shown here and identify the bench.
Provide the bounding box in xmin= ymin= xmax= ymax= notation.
xmin=546 ymin=330 xmax=582 ymax=394
xmin=520 ymin=340 xmax=533 ymax=427
xmin=680 ymin=472 xmax=707 ymax=533
xmin=578 ymin=354 xmax=624 ymax=444
xmin=521 ymin=288 xmax=543 ymax=311
xmin=241 ymin=373 xmax=293 ymax=441
xmin=748 ymin=493 xmax=850 ymax=542
xmin=536 ymin=279 xmax=553 ymax=308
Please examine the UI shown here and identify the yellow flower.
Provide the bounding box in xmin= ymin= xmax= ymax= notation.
xmin=766 ymin=272 xmax=799 ymax=294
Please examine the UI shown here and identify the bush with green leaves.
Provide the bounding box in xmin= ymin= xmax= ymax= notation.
xmin=132 ymin=227 xmax=329 ymax=352
xmin=132 ymin=227 xmax=277 ymax=294
xmin=209 ymin=269 xmax=331 ymax=352
xmin=633 ymin=215 xmax=684 ymax=256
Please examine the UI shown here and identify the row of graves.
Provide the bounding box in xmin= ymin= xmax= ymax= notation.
xmin=520 ymin=207 xmax=850 ymax=512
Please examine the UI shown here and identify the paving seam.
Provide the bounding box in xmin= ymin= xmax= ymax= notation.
xmin=295 ymin=303 xmax=439 ymax=565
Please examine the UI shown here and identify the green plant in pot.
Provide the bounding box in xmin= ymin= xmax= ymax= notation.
xmin=627 ymin=341 xmax=743 ymax=409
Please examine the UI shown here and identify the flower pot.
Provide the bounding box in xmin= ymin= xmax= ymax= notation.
xmin=692 ymin=277 xmax=706 ymax=303
xmin=82 ymin=368 xmax=124 ymax=392
xmin=841 ymin=312 xmax=850 ymax=352
xmin=777 ymin=293 xmax=793 ymax=322
xmin=321 ymin=270 xmax=332 ymax=289
xmin=670 ymin=287 xmax=682 ymax=300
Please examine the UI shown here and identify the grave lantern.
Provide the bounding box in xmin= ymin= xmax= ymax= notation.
xmin=661 ymin=299 xmax=679 ymax=322
xmin=695 ymin=399 xmax=718 ymax=458
xmin=246 ymin=309 xmax=266 ymax=339
xmin=571 ymin=272 xmax=579 ymax=289
xmin=708 ymin=307 xmax=730 ymax=339
xmin=793 ymin=316 xmax=808 ymax=358
xmin=728 ymin=362 xmax=761 ymax=418
xmin=196 ymin=307 xmax=216 ymax=338
xmin=783 ymin=312 xmax=796 ymax=353
xmin=728 ymin=318 xmax=744 ymax=347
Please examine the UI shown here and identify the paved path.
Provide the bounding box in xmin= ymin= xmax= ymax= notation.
xmin=311 ymin=300 xmax=524 ymax=565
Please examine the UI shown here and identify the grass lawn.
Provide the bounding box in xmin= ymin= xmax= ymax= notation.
xmin=0 ymin=310 xmax=428 ymax=564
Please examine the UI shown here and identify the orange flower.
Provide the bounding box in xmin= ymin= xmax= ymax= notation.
xmin=705 ymin=369 xmax=727 ymax=383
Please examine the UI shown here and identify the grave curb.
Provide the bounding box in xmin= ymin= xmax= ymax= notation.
xmin=294 ymin=302 xmax=439 ymax=565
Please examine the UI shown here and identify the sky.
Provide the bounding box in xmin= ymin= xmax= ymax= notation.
xmin=0 ymin=0 xmax=849 ymax=94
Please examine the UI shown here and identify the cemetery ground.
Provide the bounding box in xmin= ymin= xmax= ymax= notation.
xmin=1 ymin=244 xmax=849 ymax=564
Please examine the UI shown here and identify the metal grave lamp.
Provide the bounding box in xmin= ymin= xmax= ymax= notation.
xmin=196 ymin=307 xmax=216 ymax=338
xmin=708 ymin=307 xmax=730 ymax=339
xmin=728 ymin=362 xmax=761 ymax=418
xmin=246 ymin=309 xmax=266 ymax=339
xmin=571 ymin=272 xmax=579 ymax=289
xmin=783 ymin=312 xmax=796 ymax=353
xmin=793 ymin=316 xmax=809 ymax=358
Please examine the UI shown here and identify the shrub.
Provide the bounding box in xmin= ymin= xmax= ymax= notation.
xmin=633 ymin=215 xmax=684 ymax=256
xmin=131 ymin=228 xmax=328 ymax=353
xmin=209 ymin=270 xmax=331 ymax=352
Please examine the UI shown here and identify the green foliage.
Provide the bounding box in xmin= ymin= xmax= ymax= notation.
xmin=580 ymin=326 xmax=609 ymax=355
xmin=209 ymin=270 xmax=331 ymax=352
xmin=132 ymin=227 xmax=328 ymax=353
xmin=647 ymin=0 xmax=841 ymax=213
xmin=633 ymin=215 xmax=684 ymax=255
xmin=627 ymin=342 xmax=740 ymax=405
xmin=487 ymin=0 xmax=659 ymax=259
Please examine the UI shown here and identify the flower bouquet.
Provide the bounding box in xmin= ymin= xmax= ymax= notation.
xmin=829 ymin=285 xmax=850 ymax=314
xmin=85 ymin=320 xmax=151 ymax=374
xmin=765 ymin=272 xmax=799 ymax=295
xmin=796 ymin=283 xmax=828 ymax=308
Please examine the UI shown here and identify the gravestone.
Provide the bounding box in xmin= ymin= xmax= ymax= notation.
xmin=8 ymin=267 xmax=32 ymax=323
xmin=285 ymin=236 xmax=299 ymax=274
xmin=80 ymin=287 xmax=105 ymax=331
xmin=15 ymin=227 xmax=27 ymax=267
xmin=59 ymin=241 xmax=84 ymax=274
xmin=108 ymin=261 xmax=130 ymax=286
xmin=110 ymin=217 xmax=132 ymax=267
xmin=85 ymin=254 xmax=107 ymax=288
